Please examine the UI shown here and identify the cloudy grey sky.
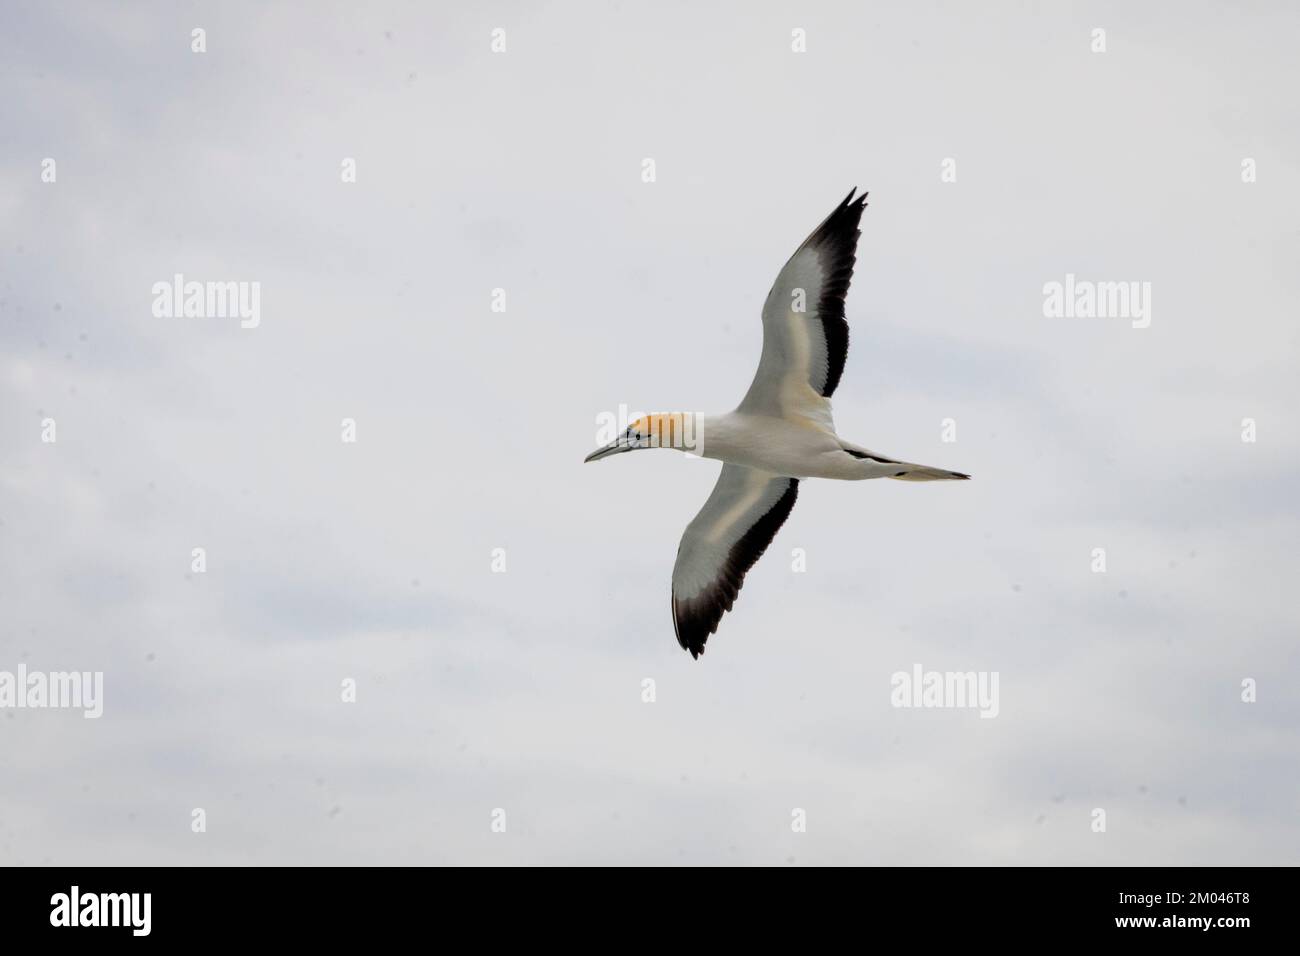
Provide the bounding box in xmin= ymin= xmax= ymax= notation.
xmin=2 ymin=1 xmax=1297 ymax=865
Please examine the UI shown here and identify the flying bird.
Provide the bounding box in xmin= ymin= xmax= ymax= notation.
xmin=585 ymin=189 xmax=969 ymax=658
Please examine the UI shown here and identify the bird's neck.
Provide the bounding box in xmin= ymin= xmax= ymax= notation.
xmin=690 ymin=412 xmax=737 ymax=462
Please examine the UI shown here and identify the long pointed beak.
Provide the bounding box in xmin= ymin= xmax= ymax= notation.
xmin=584 ymin=440 xmax=632 ymax=463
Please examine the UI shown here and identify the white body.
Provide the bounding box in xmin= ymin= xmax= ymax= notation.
xmin=699 ymin=412 xmax=914 ymax=480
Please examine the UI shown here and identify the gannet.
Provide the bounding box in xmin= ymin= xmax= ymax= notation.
xmin=585 ymin=189 xmax=969 ymax=658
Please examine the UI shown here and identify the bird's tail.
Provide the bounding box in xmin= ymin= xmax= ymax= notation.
xmin=888 ymin=461 xmax=971 ymax=481
xmin=840 ymin=442 xmax=970 ymax=481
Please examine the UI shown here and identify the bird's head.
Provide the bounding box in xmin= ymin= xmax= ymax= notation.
xmin=584 ymin=413 xmax=700 ymax=463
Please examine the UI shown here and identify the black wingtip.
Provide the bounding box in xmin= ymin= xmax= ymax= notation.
xmin=842 ymin=187 xmax=869 ymax=209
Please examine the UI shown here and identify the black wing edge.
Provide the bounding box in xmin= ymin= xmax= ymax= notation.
xmin=672 ymin=479 xmax=800 ymax=659
xmin=800 ymin=188 xmax=868 ymax=398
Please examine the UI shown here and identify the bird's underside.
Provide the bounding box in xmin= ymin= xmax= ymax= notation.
xmin=586 ymin=188 xmax=969 ymax=659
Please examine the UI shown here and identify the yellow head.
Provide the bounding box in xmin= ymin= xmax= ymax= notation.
xmin=584 ymin=413 xmax=702 ymax=462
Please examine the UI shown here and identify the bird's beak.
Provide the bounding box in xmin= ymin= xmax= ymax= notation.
xmin=584 ymin=440 xmax=632 ymax=463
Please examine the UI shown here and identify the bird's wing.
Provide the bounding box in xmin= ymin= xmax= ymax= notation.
xmin=737 ymin=189 xmax=868 ymax=424
xmin=671 ymin=464 xmax=799 ymax=657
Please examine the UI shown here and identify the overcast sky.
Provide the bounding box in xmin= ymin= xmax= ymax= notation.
xmin=2 ymin=1 xmax=1297 ymax=865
